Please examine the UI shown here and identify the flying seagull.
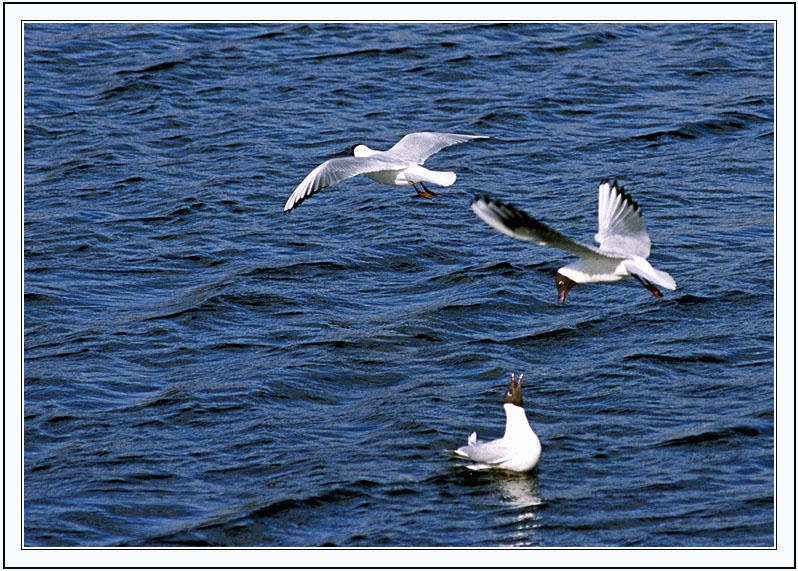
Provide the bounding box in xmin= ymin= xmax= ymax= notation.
xmin=470 ymin=179 xmax=676 ymax=304
xmin=284 ymin=132 xmax=487 ymax=212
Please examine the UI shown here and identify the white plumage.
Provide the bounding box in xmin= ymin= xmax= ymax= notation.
xmin=284 ymin=132 xmax=486 ymax=212
xmin=453 ymin=374 xmax=541 ymax=473
xmin=470 ymin=179 xmax=676 ymax=304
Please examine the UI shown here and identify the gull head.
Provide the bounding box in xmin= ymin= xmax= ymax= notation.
xmin=351 ymin=144 xmax=374 ymax=158
xmin=503 ymin=373 xmax=524 ymax=408
xmin=555 ymin=271 xmax=576 ymax=306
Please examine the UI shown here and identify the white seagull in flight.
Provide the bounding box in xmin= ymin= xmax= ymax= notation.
xmin=284 ymin=132 xmax=486 ymax=212
xmin=470 ymin=179 xmax=676 ymax=305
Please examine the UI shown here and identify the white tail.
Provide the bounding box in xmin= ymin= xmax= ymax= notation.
xmin=403 ymin=165 xmax=457 ymax=187
xmin=650 ymin=267 xmax=677 ymax=290
xmin=627 ymin=259 xmax=677 ymax=290
xmin=423 ymin=170 xmax=457 ymax=187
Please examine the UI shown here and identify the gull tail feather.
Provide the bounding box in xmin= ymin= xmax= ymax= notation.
xmin=402 ymin=165 xmax=457 ymax=187
xmin=649 ymin=267 xmax=676 ymax=290
xmin=626 ymin=259 xmax=677 ymax=290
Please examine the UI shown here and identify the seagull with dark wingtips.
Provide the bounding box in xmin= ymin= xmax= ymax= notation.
xmin=470 ymin=179 xmax=676 ymax=305
xmin=284 ymin=132 xmax=487 ymax=212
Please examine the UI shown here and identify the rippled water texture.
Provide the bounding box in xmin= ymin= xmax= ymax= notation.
xmin=24 ymin=23 xmax=774 ymax=547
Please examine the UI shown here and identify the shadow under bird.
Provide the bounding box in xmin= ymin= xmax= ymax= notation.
xmin=283 ymin=132 xmax=487 ymax=212
xmin=470 ymin=179 xmax=676 ymax=305
xmin=453 ymin=374 xmax=541 ymax=473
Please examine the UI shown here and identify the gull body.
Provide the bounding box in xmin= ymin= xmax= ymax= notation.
xmin=470 ymin=179 xmax=676 ymax=304
xmin=284 ymin=132 xmax=486 ymax=212
xmin=453 ymin=374 xmax=541 ymax=473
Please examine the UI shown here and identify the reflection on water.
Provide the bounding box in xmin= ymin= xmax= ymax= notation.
xmin=490 ymin=472 xmax=543 ymax=546
xmin=494 ymin=473 xmax=542 ymax=508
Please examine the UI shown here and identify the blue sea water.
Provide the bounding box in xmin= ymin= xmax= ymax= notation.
xmin=23 ymin=22 xmax=775 ymax=548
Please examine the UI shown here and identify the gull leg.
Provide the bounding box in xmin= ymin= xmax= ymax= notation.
xmin=412 ymin=183 xmax=433 ymax=199
xmin=633 ymin=274 xmax=663 ymax=298
xmin=419 ymin=182 xmax=438 ymax=197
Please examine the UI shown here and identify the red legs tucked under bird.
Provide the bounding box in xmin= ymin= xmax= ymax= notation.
xmin=412 ymin=181 xmax=438 ymax=199
xmin=632 ymin=273 xmax=663 ymax=298
xmin=470 ymin=179 xmax=676 ymax=305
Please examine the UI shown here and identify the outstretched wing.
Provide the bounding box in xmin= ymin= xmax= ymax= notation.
xmin=470 ymin=196 xmax=622 ymax=262
xmin=284 ymin=155 xmax=405 ymax=212
xmin=385 ymin=132 xmax=487 ymax=165
xmin=595 ymin=179 xmax=651 ymax=258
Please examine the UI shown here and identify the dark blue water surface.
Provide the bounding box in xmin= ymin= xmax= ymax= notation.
xmin=24 ymin=23 xmax=774 ymax=547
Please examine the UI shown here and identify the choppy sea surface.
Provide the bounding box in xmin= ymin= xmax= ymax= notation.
xmin=23 ymin=23 xmax=774 ymax=548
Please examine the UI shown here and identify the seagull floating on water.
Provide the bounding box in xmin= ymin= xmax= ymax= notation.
xmin=453 ymin=373 xmax=541 ymax=473
xmin=470 ymin=179 xmax=676 ymax=305
xmin=284 ymin=132 xmax=487 ymax=212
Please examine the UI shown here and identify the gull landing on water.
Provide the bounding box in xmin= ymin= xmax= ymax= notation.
xmin=283 ymin=132 xmax=487 ymax=212
xmin=470 ymin=179 xmax=676 ymax=305
xmin=453 ymin=374 xmax=541 ymax=473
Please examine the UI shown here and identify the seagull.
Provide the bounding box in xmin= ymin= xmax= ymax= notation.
xmin=470 ymin=179 xmax=676 ymax=305
xmin=453 ymin=373 xmax=541 ymax=473
xmin=283 ymin=132 xmax=487 ymax=212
